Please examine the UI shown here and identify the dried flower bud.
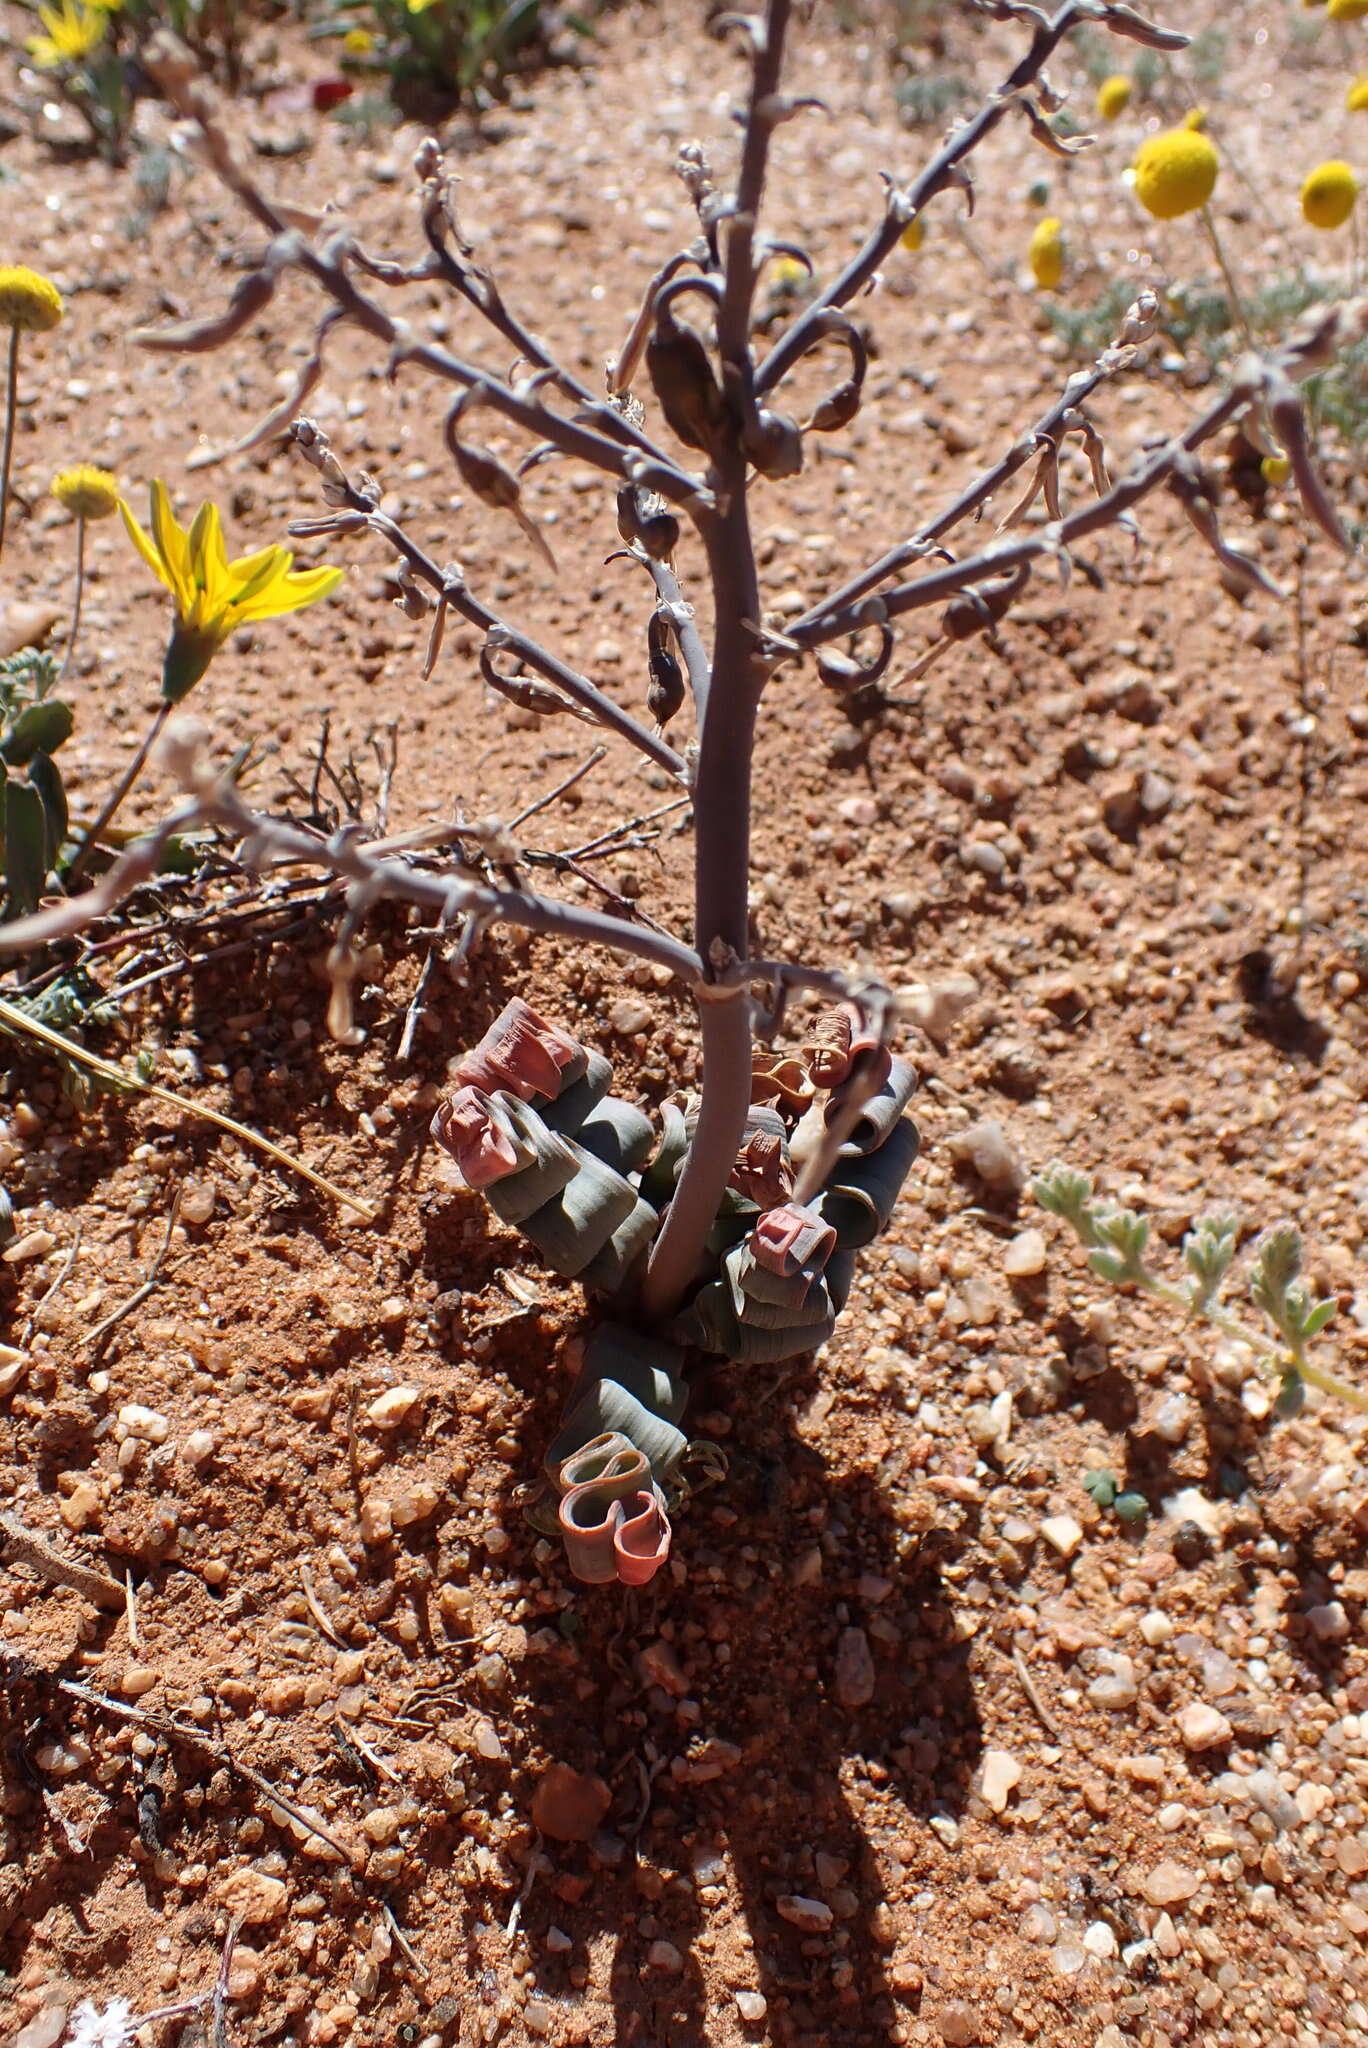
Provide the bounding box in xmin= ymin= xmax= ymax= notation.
xmin=731 ymin=1129 xmax=793 ymax=1209
xmin=752 ymin=1203 xmax=837 ymax=1277
xmin=801 ymin=1007 xmax=854 ymax=1088
xmin=454 ymin=997 xmax=585 ymax=1103
xmin=431 ymin=1085 xmax=523 ymax=1188
xmin=617 ymin=484 xmax=680 ymax=561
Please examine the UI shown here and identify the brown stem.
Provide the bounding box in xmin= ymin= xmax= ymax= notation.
xmin=0 ymin=324 xmax=19 ymax=559
xmin=58 ymin=515 xmax=86 ymax=686
xmin=64 ymin=700 xmax=171 ymax=890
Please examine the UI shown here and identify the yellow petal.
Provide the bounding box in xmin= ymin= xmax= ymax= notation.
xmin=148 ymin=480 xmax=192 ymax=609
xmin=231 ymin=563 xmax=343 ymax=625
xmin=227 ymin=544 xmax=292 ymax=606
xmin=119 ymin=495 xmax=177 ymax=598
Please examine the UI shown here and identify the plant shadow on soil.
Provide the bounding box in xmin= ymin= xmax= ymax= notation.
xmin=449 ymin=1305 xmax=984 ymax=2048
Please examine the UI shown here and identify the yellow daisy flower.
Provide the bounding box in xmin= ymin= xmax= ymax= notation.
xmin=1329 ymin=0 xmax=1368 ymax=20
xmin=1132 ymin=128 xmax=1219 ymax=220
xmin=343 ymin=26 xmax=375 ymax=53
xmin=120 ymin=480 xmax=344 ymax=701
xmin=1028 ymin=216 xmax=1065 ymax=290
xmin=0 ymin=266 xmax=64 ymax=333
xmin=26 ymin=0 xmax=107 ymax=67
xmin=1348 ymin=77 xmax=1368 ymax=112
xmin=52 ymin=464 xmax=120 ymax=520
xmin=1097 ymin=75 xmax=1131 ymax=122
xmin=1301 ymin=159 xmax=1359 ymax=229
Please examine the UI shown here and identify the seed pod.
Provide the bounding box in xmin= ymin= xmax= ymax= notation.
xmin=647 ymin=610 xmax=686 ymax=729
xmin=646 ymin=289 xmax=728 ymax=456
xmin=940 ymin=563 xmax=1030 ymax=642
xmin=446 ymin=409 xmax=556 ymax=569
xmin=616 ymin=483 xmax=680 ymax=561
xmin=742 ymin=405 xmax=804 ymax=479
xmin=133 ymin=267 xmax=277 ymax=354
xmin=808 ymin=380 xmax=860 ymax=434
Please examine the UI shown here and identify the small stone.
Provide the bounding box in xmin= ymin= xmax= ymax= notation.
xmin=1040 ymin=1515 xmax=1083 ymax=1559
xmin=183 ymin=1429 xmax=216 ymax=1469
xmin=366 ymin=1386 xmax=422 ymax=1429
xmin=219 ymin=1868 xmax=289 ymax=1924
xmin=735 ymin=1990 xmax=768 ymax=2023
xmin=523 ymin=1999 xmax=552 ymax=2036
xmin=1138 ymin=1610 xmax=1172 ymax=1647
xmin=1150 ymin=1394 xmax=1191 ymax=1446
xmin=390 ymin=1481 xmax=440 ymax=1528
xmin=834 ymin=1626 xmax=876 ymax=1708
xmin=979 ymin=1748 xmax=1022 ymax=1814
xmin=120 ymin=1665 xmax=158 ymax=1699
xmin=14 ymin=2008 xmax=68 ymax=2048
xmin=1139 ymin=1859 xmax=1201 ymax=1908
xmin=964 ymin=841 xmax=1006 ymax=881
xmin=1307 ymin=1601 xmax=1350 ymax=1642
xmin=1087 ymin=1652 xmax=1138 ymax=1709
xmin=59 ymin=1482 xmax=100 ymax=1531
xmin=776 ymin=1894 xmax=834 ymax=1932
xmin=1153 ymin=1911 xmax=1182 ymax=1956
xmin=3 ymin=1229 xmax=57 ymax=1265
xmin=532 ymin=1763 xmax=611 ymax=1843
xmin=899 ymin=972 xmax=980 ymax=1041
xmin=474 ymin=1721 xmax=503 ymax=1760
xmin=649 ymin=1940 xmax=684 ymax=1973
xmin=1083 ymin=1920 xmax=1118 ymax=1959
xmin=946 ymin=1119 xmax=1024 ymax=1196
xmin=1177 ymin=1702 xmax=1232 ymax=1752
xmin=937 ymin=2001 xmax=981 ymax=2045
xmin=637 ymin=1639 xmax=688 ymax=1696
xmin=361 ymin=1807 xmax=403 ymax=1846
xmin=1004 ymin=1229 xmax=1047 ymax=1278
xmin=608 ymin=998 xmax=652 ymax=1036
xmin=1020 ymin=1904 xmax=1057 ymax=1943
xmin=358 ymin=1495 xmax=393 ymax=1544
xmin=118 ymin=1403 xmax=170 ymax=1443
xmin=180 ymin=1181 xmax=217 ymax=1227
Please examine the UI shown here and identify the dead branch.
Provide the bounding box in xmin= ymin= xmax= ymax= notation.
xmin=0 ymin=1510 xmax=125 ymax=1611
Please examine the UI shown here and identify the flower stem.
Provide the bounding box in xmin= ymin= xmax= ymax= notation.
xmin=65 ymin=699 xmax=171 ymax=890
xmin=0 ymin=323 xmax=19 ymax=559
xmin=58 ymin=515 xmax=86 ymax=686
xmin=1199 ymin=207 xmax=1254 ymax=351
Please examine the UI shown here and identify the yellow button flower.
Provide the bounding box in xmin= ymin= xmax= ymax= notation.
xmin=1132 ymin=128 xmax=1219 ymax=220
xmin=0 ymin=266 xmax=64 ymax=333
xmin=1028 ymin=215 xmax=1065 ymax=290
xmin=1183 ymin=107 xmax=1208 ymax=132
xmin=26 ymin=0 xmax=107 ymax=67
xmin=52 ymin=464 xmax=119 ymax=520
xmin=900 ymin=217 xmax=925 ymax=253
xmin=343 ymin=26 xmax=374 ymax=53
xmin=1302 ymin=159 xmax=1359 ymax=228
xmin=120 ymin=480 xmax=344 ymax=702
xmin=1097 ymin=75 xmax=1131 ymax=122
xmin=1348 ymin=77 xmax=1368 ymax=112
xmin=1261 ymin=455 xmax=1291 ymax=486
xmin=1329 ymin=0 xmax=1368 ymax=20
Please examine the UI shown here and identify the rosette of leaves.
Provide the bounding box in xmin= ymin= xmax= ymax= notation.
xmin=0 ymin=649 xmax=73 ymax=920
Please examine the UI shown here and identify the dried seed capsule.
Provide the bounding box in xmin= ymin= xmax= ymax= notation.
xmin=646 ymin=611 xmax=686 ymax=728
xmin=646 ymin=297 xmax=728 ymax=457
xmin=808 ymin=380 xmax=861 ymax=433
xmin=616 ymin=484 xmax=680 ymax=561
xmin=741 ymin=406 xmax=804 ymax=479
